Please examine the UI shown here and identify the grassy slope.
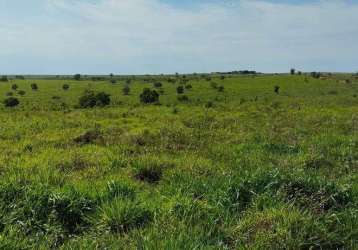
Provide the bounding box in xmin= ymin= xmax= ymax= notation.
xmin=0 ymin=74 xmax=357 ymax=249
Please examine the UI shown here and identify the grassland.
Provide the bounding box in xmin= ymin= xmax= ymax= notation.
xmin=0 ymin=73 xmax=357 ymax=249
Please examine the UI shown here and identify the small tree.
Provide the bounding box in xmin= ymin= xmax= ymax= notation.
xmin=218 ymin=86 xmax=225 ymax=92
xmin=185 ymin=84 xmax=192 ymax=89
xmin=79 ymin=90 xmax=111 ymax=108
xmin=210 ymin=82 xmax=218 ymax=89
xmin=63 ymin=84 xmax=70 ymax=91
xmin=140 ymin=88 xmax=159 ymax=104
xmin=74 ymin=74 xmax=81 ymax=80
xmin=123 ymin=85 xmax=131 ymax=95
xmin=274 ymin=85 xmax=280 ymax=94
xmin=31 ymin=83 xmax=38 ymax=91
xmin=176 ymin=86 xmax=184 ymax=94
xmin=153 ymin=82 xmax=162 ymax=88
xmin=3 ymin=97 xmax=19 ymax=107
xmin=11 ymin=84 xmax=18 ymax=91
xmin=290 ymin=68 xmax=296 ymax=75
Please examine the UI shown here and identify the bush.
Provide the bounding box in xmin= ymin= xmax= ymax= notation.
xmin=78 ymin=90 xmax=111 ymax=108
xmin=210 ymin=82 xmax=218 ymax=89
xmin=176 ymin=86 xmax=184 ymax=94
xmin=11 ymin=84 xmax=18 ymax=91
xmin=274 ymin=85 xmax=280 ymax=94
xmin=178 ymin=95 xmax=189 ymax=102
xmin=140 ymin=88 xmax=159 ymax=104
xmin=62 ymin=84 xmax=70 ymax=91
xmin=185 ymin=84 xmax=192 ymax=89
xmin=122 ymin=85 xmax=130 ymax=95
xmin=17 ymin=90 xmax=26 ymax=96
xmin=30 ymin=83 xmax=38 ymax=91
xmin=205 ymin=101 xmax=214 ymax=108
xmin=218 ymin=86 xmax=225 ymax=92
xmin=153 ymin=82 xmax=162 ymax=88
xmin=5 ymin=92 xmax=13 ymax=96
xmin=3 ymin=97 xmax=19 ymax=107
xmin=74 ymin=129 xmax=102 ymax=145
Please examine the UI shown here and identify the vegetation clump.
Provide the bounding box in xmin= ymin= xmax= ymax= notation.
xmin=78 ymin=90 xmax=111 ymax=108
xmin=3 ymin=97 xmax=19 ymax=107
xmin=140 ymin=88 xmax=159 ymax=104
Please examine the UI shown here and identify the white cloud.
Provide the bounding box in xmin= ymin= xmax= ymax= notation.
xmin=0 ymin=0 xmax=357 ymax=74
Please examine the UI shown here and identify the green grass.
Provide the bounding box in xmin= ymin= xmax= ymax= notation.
xmin=0 ymin=73 xmax=357 ymax=249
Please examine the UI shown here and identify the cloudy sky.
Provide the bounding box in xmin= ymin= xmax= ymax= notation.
xmin=0 ymin=0 xmax=357 ymax=74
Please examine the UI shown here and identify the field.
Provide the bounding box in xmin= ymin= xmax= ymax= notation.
xmin=0 ymin=73 xmax=357 ymax=249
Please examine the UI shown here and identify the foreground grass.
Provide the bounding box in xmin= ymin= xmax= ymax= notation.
xmin=0 ymin=74 xmax=357 ymax=249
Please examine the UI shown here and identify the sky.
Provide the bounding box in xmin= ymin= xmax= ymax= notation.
xmin=0 ymin=0 xmax=357 ymax=75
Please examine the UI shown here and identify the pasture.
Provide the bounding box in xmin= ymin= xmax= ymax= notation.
xmin=0 ymin=73 xmax=357 ymax=249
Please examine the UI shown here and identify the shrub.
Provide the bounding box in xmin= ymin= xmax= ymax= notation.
xmin=274 ymin=85 xmax=280 ymax=94
xmin=3 ymin=97 xmax=19 ymax=107
xmin=122 ymin=85 xmax=130 ymax=95
xmin=176 ymin=86 xmax=184 ymax=94
xmin=110 ymin=79 xmax=117 ymax=84
xmin=30 ymin=83 xmax=38 ymax=91
xmin=210 ymin=82 xmax=218 ymax=89
xmin=74 ymin=129 xmax=102 ymax=145
xmin=205 ymin=101 xmax=214 ymax=108
xmin=78 ymin=90 xmax=111 ymax=108
xmin=153 ymin=82 xmax=162 ymax=88
xmin=11 ymin=84 xmax=18 ymax=90
xmin=177 ymin=95 xmax=189 ymax=102
xmin=5 ymin=92 xmax=13 ymax=96
xmin=97 ymin=200 xmax=153 ymax=233
xmin=218 ymin=86 xmax=225 ymax=92
xmin=185 ymin=84 xmax=192 ymax=89
xmin=62 ymin=84 xmax=70 ymax=91
xmin=140 ymin=88 xmax=159 ymax=104
xmin=17 ymin=90 xmax=26 ymax=96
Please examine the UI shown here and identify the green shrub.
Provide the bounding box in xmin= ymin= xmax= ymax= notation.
xmin=218 ymin=85 xmax=224 ymax=92
xmin=62 ymin=84 xmax=70 ymax=91
xmin=178 ymin=95 xmax=189 ymax=102
xmin=176 ymin=86 xmax=184 ymax=94
xmin=78 ymin=90 xmax=111 ymax=108
xmin=30 ymin=83 xmax=38 ymax=91
xmin=5 ymin=92 xmax=13 ymax=96
xmin=73 ymin=129 xmax=102 ymax=145
xmin=153 ymin=82 xmax=162 ymax=88
xmin=122 ymin=85 xmax=130 ymax=95
xmin=11 ymin=84 xmax=18 ymax=90
xmin=274 ymin=85 xmax=280 ymax=94
xmin=3 ymin=97 xmax=19 ymax=107
xmin=17 ymin=90 xmax=26 ymax=96
xmin=210 ymin=82 xmax=218 ymax=89
xmin=140 ymin=88 xmax=159 ymax=104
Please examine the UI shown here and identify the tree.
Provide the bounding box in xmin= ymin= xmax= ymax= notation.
xmin=63 ymin=84 xmax=70 ymax=91
xmin=290 ymin=68 xmax=296 ymax=75
xmin=79 ymin=90 xmax=111 ymax=108
xmin=218 ymin=86 xmax=225 ymax=92
xmin=274 ymin=85 xmax=280 ymax=94
xmin=74 ymin=74 xmax=81 ymax=80
xmin=3 ymin=97 xmax=19 ymax=107
xmin=176 ymin=86 xmax=184 ymax=94
xmin=11 ymin=84 xmax=18 ymax=91
xmin=122 ymin=85 xmax=130 ymax=95
xmin=31 ymin=83 xmax=38 ymax=91
xmin=140 ymin=88 xmax=159 ymax=104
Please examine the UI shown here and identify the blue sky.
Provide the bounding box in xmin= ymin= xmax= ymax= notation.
xmin=0 ymin=0 xmax=357 ymax=74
